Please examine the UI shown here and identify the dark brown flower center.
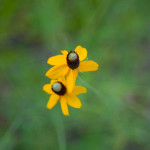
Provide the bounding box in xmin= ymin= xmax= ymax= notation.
xmin=67 ymin=51 xmax=79 ymax=69
xmin=52 ymin=82 xmax=66 ymax=95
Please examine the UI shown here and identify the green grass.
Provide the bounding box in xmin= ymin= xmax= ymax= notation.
xmin=0 ymin=0 xmax=150 ymax=150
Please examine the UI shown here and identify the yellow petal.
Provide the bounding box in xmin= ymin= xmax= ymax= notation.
xmin=67 ymin=69 xmax=78 ymax=93
xmin=46 ymin=94 xmax=59 ymax=109
xmin=65 ymin=94 xmax=82 ymax=109
xmin=73 ymin=86 xmax=87 ymax=95
xmin=78 ymin=60 xmax=99 ymax=72
xmin=47 ymin=55 xmax=67 ymax=66
xmin=46 ymin=65 xmax=69 ymax=79
xmin=50 ymin=79 xmax=57 ymax=85
xmin=60 ymin=96 xmax=69 ymax=116
xmin=43 ymin=84 xmax=54 ymax=94
xmin=75 ymin=45 xmax=87 ymax=61
xmin=61 ymin=50 xmax=68 ymax=55
xmin=58 ymin=77 xmax=67 ymax=86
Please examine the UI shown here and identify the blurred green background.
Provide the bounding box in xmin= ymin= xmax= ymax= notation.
xmin=0 ymin=0 xmax=150 ymax=150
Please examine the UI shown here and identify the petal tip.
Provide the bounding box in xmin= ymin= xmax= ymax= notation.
xmin=43 ymin=85 xmax=46 ymax=92
xmin=47 ymin=57 xmax=53 ymax=65
xmin=45 ymin=73 xmax=53 ymax=79
xmin=76 ymin=45 xmax=82 ymax=48
xmin=61 ymin=50 xmax=68 ymax=55
xmin=46 ymin=104 xmax=52 ymax=109
xmin=84 ymin=88 xmax=87 ymax=93
xmin=77 ymin=103 xmax=82 ymax=109
xmin=45 ymin=72 xmax=48 ymax=77
xmin=63 ymin=113 xmax=69 ymax=116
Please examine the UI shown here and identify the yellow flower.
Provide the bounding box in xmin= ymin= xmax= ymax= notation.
xmin=46 ymin=45 xmax=99 ymax=93
xmin=43 ymin=77 xmax=87 ymax=116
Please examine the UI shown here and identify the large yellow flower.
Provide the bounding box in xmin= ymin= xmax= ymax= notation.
xmin=46 ymin=45 xmax=99 ymax=93
xmin=43 ymin=77 xmax=87 ymax=116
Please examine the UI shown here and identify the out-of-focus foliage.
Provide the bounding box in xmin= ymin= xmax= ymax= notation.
xmin=0 ymin=0 xmax=150 ymax=150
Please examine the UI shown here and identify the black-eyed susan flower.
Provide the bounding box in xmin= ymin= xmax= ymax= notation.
xmin=46 ymin=45 xmax=99 ymax=93
xmin=43 ymin=77 xmax=87 ymax=116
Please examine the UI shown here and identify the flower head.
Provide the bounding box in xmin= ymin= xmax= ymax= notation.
xmin=43 ymin=77 xmax=87 ymax=116
xmin=46 ymin=45 xmax=99 ymax=93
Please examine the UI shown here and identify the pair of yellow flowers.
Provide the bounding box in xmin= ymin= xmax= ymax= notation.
xmin=43 ymin=45 xmax=99 ymax=116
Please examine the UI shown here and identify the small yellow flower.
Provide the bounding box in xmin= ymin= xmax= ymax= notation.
xmin=46 ymin=45 xmax=99 ymax=93
xmin=43 ymin=77 xmax=87 ymax=116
